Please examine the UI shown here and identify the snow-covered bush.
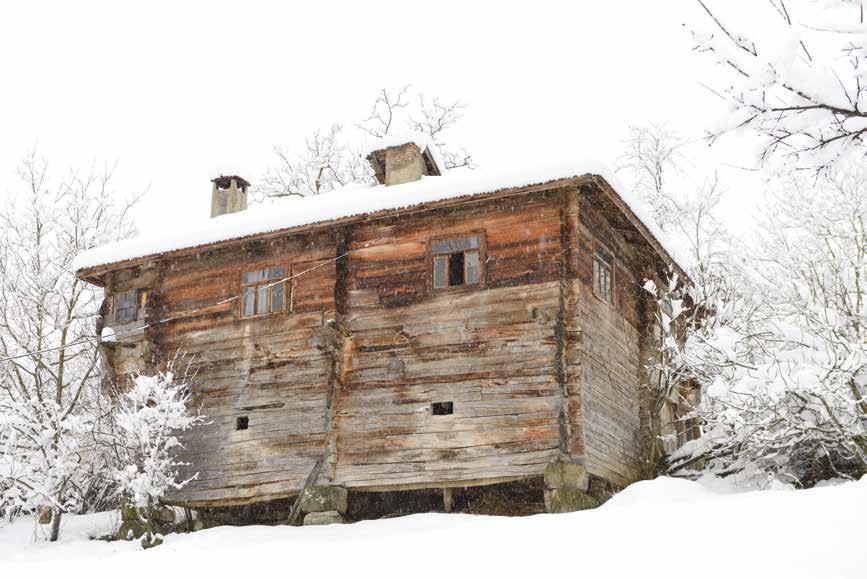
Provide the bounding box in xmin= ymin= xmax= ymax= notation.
xmin=111 ymin=371 xmax=204 ymax=544
xmin=671 ymin=163 xmax=867 ymax=487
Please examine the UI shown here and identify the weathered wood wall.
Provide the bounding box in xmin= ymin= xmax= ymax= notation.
xmin=569 ymin=191 xmax=647 ymax=486
xmin=98 ymin=181 xmax=662 ymax=506
xmin=333 ymin=191 xmax=566 ymax=490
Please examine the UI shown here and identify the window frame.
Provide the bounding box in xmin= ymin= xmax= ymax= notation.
xmin=592 ymin=242 xmax=615 ymax=305
xmin=428 ymin=230 xmax=487 ymax=293
xmin=112 ymin=289 xmax=142 ymax=324
xmin=238 ymin=262 xmax=292 ymax=320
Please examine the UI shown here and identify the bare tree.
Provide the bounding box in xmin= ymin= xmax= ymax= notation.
xmin=0 ymin=149 xmax=137 ymax=540
xmin=617 ymin=124 xmax=687 ymax=231
xmin=411 ymin=94 xmax=473 ymax=170
xmin=357 ymin=86 xmax=413 ymax=139
xmin=618 ymin=124 xmax=730 ymax=301
xmin=692 ymin=0 xmax=867 ymax=173
xmin=254 ymin=124 xmax=373 ymax=200
xmin=255 ymin=86 xmax=474 ymax=202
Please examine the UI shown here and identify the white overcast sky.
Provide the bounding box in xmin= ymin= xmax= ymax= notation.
xmin=0 ymin=0 xmax=767 ymax=234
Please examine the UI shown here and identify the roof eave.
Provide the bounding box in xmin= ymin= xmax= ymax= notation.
xmin=75 ymin=173 xmax=688 ymax=286
xmin=75 ymin=176 xmax=594 ymax=284
xmin=591 ymin=175 xmax=692 ymax=285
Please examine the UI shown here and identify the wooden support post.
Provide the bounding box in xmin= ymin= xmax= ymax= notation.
xmin=443 ymin=488 xmax=453 ymax=513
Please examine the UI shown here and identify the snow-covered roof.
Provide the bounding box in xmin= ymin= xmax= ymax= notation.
xmin=74 ymin=160 xmax=688 ymax=274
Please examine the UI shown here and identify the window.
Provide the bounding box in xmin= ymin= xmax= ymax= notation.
xmin=113 ymin=289 xmax=139 ymax=324
xmin=241 ymin=266 xmax=288 ymax=318
xmin=431 ymin=401 xmax=454 ymax=416
xmin=671 ymin=404 xmax=701 ymax=447
xmin=593 ymin=246 xmax=613 ymax=303
xmin=431 ymin=234 xmax=483 ymax=290
xmin=236 ymin=416 xmax=249 ymax=430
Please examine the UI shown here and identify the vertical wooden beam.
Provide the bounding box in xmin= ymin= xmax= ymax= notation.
xmin=443 ymin=488 xmax=453 ymax=513
xmin=321 ymin=226 xmax=352 ymax=483
xmin=555 ymin=187 xmax=584 ymax=461
xmin=144 ymin=262 xmax=166 ymax=375
xmin=636 ymin=251 xmax=661 ymax=478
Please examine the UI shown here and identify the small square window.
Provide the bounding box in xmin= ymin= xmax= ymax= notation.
xmin=236 ymin=416 xmax=249 ymax=430
xmin=431 ymin=235 xmax=483 ymax=290
xmin=431 ymin=401 xmax=454 ymax=416
xmin=241 ymin=265 xmax=290 ymax=318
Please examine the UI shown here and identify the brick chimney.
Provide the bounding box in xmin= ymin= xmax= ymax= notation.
xmin=366 ymin=137 xmax=441 ymax=186
xmin=210 ymin=175 xmax=249 ymax=218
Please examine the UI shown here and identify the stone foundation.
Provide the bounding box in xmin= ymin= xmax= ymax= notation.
xmin=297 ymin=485 xmax=348 ymax=526
xmin=543 ymin=461 xmax=599 ymax=513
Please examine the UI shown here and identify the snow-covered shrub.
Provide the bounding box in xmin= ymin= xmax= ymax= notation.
xmin=671 ymin=164 xmax=867 ymax=487
xmin=111 ymin=370 xmax=204 ymax=544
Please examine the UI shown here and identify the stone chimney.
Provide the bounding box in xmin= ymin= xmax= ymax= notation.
xmin=210 ymin=175 xmax=250 ymax=218
xmin=366 ymin=138 xmax=441 ymax=186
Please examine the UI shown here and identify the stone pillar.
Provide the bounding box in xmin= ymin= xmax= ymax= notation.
xmin=543 ymin=461 xmax=598 ymax=513
xmin=298 ymin=485 xmax=348 ymax=526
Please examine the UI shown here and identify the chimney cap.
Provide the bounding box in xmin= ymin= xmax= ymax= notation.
xmin=211 ymin=175 xmax=251 ymax=190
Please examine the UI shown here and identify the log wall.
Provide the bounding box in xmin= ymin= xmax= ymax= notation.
xmin=570 ymin=193 xmax=646 ymax=485
xmin=99 ymin=182 xmax=659 ymax=506
xmin=334 ymin=191 xmax=566 ymax=490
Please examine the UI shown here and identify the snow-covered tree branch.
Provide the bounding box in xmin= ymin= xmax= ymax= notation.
xmin=692 ymin=0 xmax=867 ymax=173
xmin=670 ymin=161 xmax=867 ymax=486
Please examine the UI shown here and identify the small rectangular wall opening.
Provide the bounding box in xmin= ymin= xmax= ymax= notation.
xmin=236 ymin=416 xmax=249 ymax=430
xmin=431 ymin=401 xmax=454 ymax=416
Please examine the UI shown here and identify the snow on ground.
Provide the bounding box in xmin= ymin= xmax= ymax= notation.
xmin=2 ymin=476 xmax=864 ymax=579
xmin=74 ymin=160 xmax=689 ymax=273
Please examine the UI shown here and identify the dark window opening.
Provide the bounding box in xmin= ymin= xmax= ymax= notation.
xmin=431 ymin=401 xmax=454 ymax=416
xmin=448 ymin=252 xmax=465 ymax=286
xmin=236 ymin=416 xmax=249 ymax=430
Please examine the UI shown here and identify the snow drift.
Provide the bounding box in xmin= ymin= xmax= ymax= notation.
xmin=1 ymin=476 xmax=864 ymax=579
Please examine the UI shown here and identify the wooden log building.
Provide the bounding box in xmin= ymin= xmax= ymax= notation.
xmin=76 ymin=136 xmax=690 ymax=523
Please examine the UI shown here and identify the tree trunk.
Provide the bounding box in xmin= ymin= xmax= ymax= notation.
xmin=49 ymin=508 xmax=62 ymax=542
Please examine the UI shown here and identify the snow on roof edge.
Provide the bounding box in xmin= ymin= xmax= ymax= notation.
xmin=74 ymin=161 xmax=689 ymax=275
